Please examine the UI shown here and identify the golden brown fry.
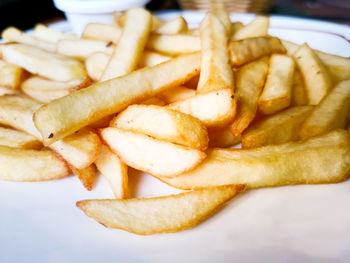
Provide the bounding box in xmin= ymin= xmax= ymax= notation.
xmin=95 ymin=144 xmax=128 ymax=199
xmin=138 ymin=51 xmax=171 ymax=68
xmin=101 ymin=8 xmax=152 ymax=81
xmin=231 ymin=16 xmax=269 ymax=40
xmin=158 ymin=130 xmax=350 ymax=190
xmin=208 ymin=127 xmax=241 ymax=148
xmin=293 ymin=43 xmax=333 ymax=105
xmin=168 ymin=88 xmax=236 ymax=128
xmin=0 ymin=126 xmax=42 ymax=149
xmin=197 ymin=13 xmax=234 ymax=93
xmin=229 ymin=36 xmax=285 ymax=67
xmin=111 ymin=104 xmax=208 ymax=150
xmin=153 ymin=16 xmax=188 ymax=35
xmin=82 ymin=23 xmax=122 ymax=43
xmin=230 ymin=58 xmax=269 ymax=136
xmin=242 ymin=106 xmax=313 ymax=148
xmin=71 ymin=164 xmax=96 ymax=191
xmin=34 ymin=52 xmax=201 ymax=145
xmin=157 ymin=86 xmax=195 ymax=104
xmin=0 ymin=145 xmax=70 ymax=181
xmin=76 ymin=184 xmax=245 ymax=235
xmin=1 ymin=44 xmax=87 ymax=81
xmin=211 ymin=2 xmax=231 ymax=33
xmin=299 ymin=79 xmax=350 ymax=140
xmin=291 ymin=69 xmax=308 ymax=106
xmin=258 ymin=54 xmax=294 ymax=115
xmin=85 ymin=52 xmax=109 ymax=81
xmin=100 ymin=127 xmax=206 ymax=178
xmin=33 ymin=24 xmax=77 ymax=43
xmin=0 ymin=59 xmax=24 ymax=90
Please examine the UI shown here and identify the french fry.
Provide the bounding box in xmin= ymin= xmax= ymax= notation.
xmin=115 ymin=11 xmax=163 ymax=31
xmin=77 ymin=184 xmax=245 ymax=235
xmin=94 ymin=144 xmax=128 ymax=199
xmin=82 ymin=23 xmax=122 ymax=43
xmin=291 ymin=69 xmax=308 ymax=106
xmin=33 ymin=23 xmax=77 ymax=43
xmin=0 ymin=87 xmax=17 ymax=96
xmin=1 ymin=44 xmax=87 ymax=81
xmin=111 ymin=104 xmax=209 ymax=150
xmin=211 ymin=2 xmax=231 ymax=33
xmin=71 ymin=164 xmax=96 ymax=191
xmin=2 ymin=27 xmax=56 ymax=52
xmin=229 ymin=36 xmax=286 ymax=67
xmin=100 ymin=127 xmax=206 ymax=178
xmin=57 ymin=39 xmax=114 ymax=60
xmin=258 ymin=54 xmax=294 ymax=115
xmin=21 ymin=76 xmax=91 ymax=103
xmin=0 ymin=59 xmax=24 ymax=90
xmin=146 ymin=34 xmax=200 ymax=55
xmin=0 ymin=126 xmax=42 ymax=149
xmin=230 ymin=22 xmax=244 ymax=37
xmin=141 ymin=97 xmax=166 ymax=106
xmin=158 ymin=130 xmax=350 ymax=189
xmin=299 ymin=79 xmax=350 ymax=140
xmin=208 ymin=127 xmax=241 ymax=148
xmin=242 ymin=106 xmax=313 ymax=148
xmin=157 ymin=86 xmax=195 ymax=103
xmin=168 ymin=88 xmax=236 ymax=128
xmin=230 ymin=58 xmax=269 ymax=136
xmin=197 ymin=13 xmax=234 ymax=93
xmin=0 ymin=145 xmax=70 ymax=181
xmin=101 ymin=8 xmax=152 ymax=81
xmin=85 ymin=52 xmax=109 ymax=81
xmin=293 ymin=44 xmax=333 ymax=105
xmin=231 ymin=16 xmax=269 ymax=40
xmin=138 ymin=51 xmax=171 ymax=68
xmin=0 ymin=96 xmax=101 ymax=170
xmin=153 ymin=16 xmax=188 ymax=34
xmin=34 ymin=52 xmax=201 ymax=145
xmin=282 ymin=39 xmax=350 ymax=82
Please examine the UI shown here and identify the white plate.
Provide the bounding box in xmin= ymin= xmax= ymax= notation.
xmin=1 ymin=11 xmax=350 ymax=263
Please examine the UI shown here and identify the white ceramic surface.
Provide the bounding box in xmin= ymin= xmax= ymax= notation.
xmin=53 ymin=0 xmax=151 ymax=34
xmin=1 ymin=12 xmax=350 ymax=263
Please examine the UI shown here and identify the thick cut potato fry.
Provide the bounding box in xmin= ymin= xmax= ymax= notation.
xmin=146 ymin=34 xmax=200 ymax=55
xmin=197 ymin=13 xmax=234 ymax=94
xmin=34 ymin=52 xmax=201 ymax=145
xmin=168 ymin=88 xmax=236 ymax=128
xmin=159 ymin=130 xmax=350 ymax=190
xmin=111 ymin=104 xmax=208 ymax=150
xmin=154 ymin=16 xmax=188 ymax=34
xmin=82 ymin=23 xmax=122 ymax=43
xmin=230 ymin=22 xmax=244 ymax=37
xmin=0 ymin=95 xmax=100 ymax=169
xmin=299 ymin=79 xmax=350 ymax=140
xmin=85 ymin=52 xmax=109 ymax=81
xmin=115 ymin=12 xmax=163 ymax=31
xmin=0 ymin=145 xmax=70 ymax=181
xmin=1 ymin=44 xmax=86 ymax=81
xmin=33 ymin=24 xmax=77 ymax=43
xmin=2 ymin=27 xmax=56 ymax=52
xmin=71 ymin=164 xmax=96 ymax=191
xmin=21 ymin=76 xmax=91 ymax=103
xmin=282 ymin=39 xmax=350 ymax=82
xmin=242 ymin=106 xmax=313 ymax=148
xmin=293 ymin=44 xmax=333 ymax=105
xmin=157 ymin=86 xmax=195 ymax=103
xmin=77 ymin=184 xmax=245 ymax=235
xmin=0 ymin=59 xmax=24 ymax=90
xmin=57 ymin=39 xmax=114 ymax=60
xmin=208 ymin=127 xmax=241 ymax=148
xmin=229 ymin=36 xmax=286 ymax=67
xmin=230 ymin=58 xmax=269 ymax=136
xmin=138 ymin=51 xmax=171 ymax=68
xmin=101 ymin=8 xmax=152 ymax=81
xmin=95 ymin=145 xmax=128 ymax=199
xmin=100 ymin=127 xmax=206 ymax=178
xmin=291 ymin=69 xmax=308 ymax=106
xmin=231 ymin=16 xmax=269 ymax=40
xmin=50 ymin=128 xmax=101 ymax=170
xmin=0 ymin=126 xmax=42 ymax=149
xmin=211 ymin=2 xmax=231 ymax=33
xmin=0 ymin=87 xmax=17 ymax=96
xmin=258 ymin=54 xmax=294 ymax=115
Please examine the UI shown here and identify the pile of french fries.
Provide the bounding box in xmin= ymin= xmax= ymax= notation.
xmin=0 ymin=4 xmax=349 ymax=235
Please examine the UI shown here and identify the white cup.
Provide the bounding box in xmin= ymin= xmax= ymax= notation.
xmin=53 ymin=0 xmax=151 ymax=35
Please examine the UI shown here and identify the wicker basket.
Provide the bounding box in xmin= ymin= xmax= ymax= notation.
xmin=178 ymin=0 xmax=272 ymax=13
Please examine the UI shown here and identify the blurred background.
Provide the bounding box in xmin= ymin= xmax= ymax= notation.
xmin=0 ymin=0 xmax=349 ymax=32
